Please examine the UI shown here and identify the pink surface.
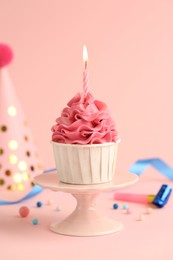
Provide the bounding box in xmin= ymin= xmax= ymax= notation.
xmin=1 ymin=169 xmax=173 ymax=259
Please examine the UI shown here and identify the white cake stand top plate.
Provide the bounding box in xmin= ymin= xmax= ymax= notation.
xmin=34 ymin=171 xmax=139 ymax=194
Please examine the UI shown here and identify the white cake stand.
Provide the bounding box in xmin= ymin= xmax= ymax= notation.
xmin=34 ymin=172 xmax=138 ymax=237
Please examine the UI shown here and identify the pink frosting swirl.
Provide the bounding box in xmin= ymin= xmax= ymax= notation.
xmin=51 ymin=92 xmax=119 ymax=144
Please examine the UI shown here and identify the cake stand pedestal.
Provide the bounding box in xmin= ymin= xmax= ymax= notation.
xmin=34 ymin=172 xmax=138 ymax=237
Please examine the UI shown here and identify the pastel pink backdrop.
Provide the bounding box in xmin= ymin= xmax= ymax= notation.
xmin=1 ymin=0 xmax=173 ymax=173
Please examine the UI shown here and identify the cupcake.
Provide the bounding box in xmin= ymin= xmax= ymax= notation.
xmin=51 ymin=46 xmax=119 ymax=184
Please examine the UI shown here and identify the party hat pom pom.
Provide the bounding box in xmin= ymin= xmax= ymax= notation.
xmin=0 ymin=43 xmax=13 ymax=68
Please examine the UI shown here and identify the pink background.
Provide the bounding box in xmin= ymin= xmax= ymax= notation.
xmin=1 ymin=0 xmax=173 ymax=171
xmin=1 ymin=0 xmax=173 ymax=259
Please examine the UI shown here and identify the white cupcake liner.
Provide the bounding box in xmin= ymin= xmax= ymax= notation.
xmin=51 ymin=141 xmax=118 ymax=184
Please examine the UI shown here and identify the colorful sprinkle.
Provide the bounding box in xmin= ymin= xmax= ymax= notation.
xmin=47 ymin=199 xmax=54 ymax=205
xmin=19 ymin=206 xmax=30 ymax=218
xmin=145 ymin=207 xmax=152 ymax=214
xmin=32 ymin=218 xmax=38 ymax=225
xmin=56 ymin=207 xmax=61 ymax=212
xmin=138 ymin=214 xmax=145 ymax=221
xmin=122 ymin=204 xmax=128 ymax=210
xmin=36 ymin=201 xmax=42 ymax=207
xmin=113 ymin=203 xmax=119 ymax=209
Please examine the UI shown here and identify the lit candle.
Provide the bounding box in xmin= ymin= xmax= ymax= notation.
xmin=83 ymin=45 xmax=89 ymax=95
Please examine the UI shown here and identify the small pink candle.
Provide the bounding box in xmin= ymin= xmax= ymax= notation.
xmin=83 ymin=45 xmax=89 ymax=95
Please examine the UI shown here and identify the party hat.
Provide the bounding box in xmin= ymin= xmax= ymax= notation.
xmin=0 ymin=43 xmax=44 ymax=201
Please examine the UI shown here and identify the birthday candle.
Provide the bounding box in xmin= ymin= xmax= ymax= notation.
xmin=83 ymin=45 xmax=89 ymax=95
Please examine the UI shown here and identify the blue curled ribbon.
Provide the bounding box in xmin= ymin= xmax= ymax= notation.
xmin=0 ymin=168 xmax=56 ymax=205
xmin=129 ymin=158 xmax=173 ymax=180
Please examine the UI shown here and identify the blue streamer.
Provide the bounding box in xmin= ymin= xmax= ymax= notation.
xmin=129 ymin=158 xmax=173 ymax=180
xmin=0 ymin=168 xmax=57 ymax=205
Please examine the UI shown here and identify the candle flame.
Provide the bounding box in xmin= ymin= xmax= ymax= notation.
xmin=83 ymin=45 xmax=88 ymax=69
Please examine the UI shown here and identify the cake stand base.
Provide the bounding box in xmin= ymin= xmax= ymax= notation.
xmin=34 ymin=172 xmax=138 ymax=237
xmin=50 ymin=219 xmax=123 ymax=237
xmin=50 ymin=192 xmax=123 ymax=236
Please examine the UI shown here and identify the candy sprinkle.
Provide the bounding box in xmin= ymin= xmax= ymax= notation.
xmin=47 ymin=199 xmax=54 ymax=205
xmin=138 ymin=214 xmax=145 ymax=221
xmin=36 ymin=201 xmax=42 ymax=208
xmin=19 ymin=206 xmax=30 ymax=218
xmin=113 ymin=203 xmax=119 ymax=209
xmin=122 ymin=204 xmax=128 ymax=210
xmin=145 ymin=207 xmax=152 ymax=215
xmin=32 ymin=218 xmax=38 ymax=225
